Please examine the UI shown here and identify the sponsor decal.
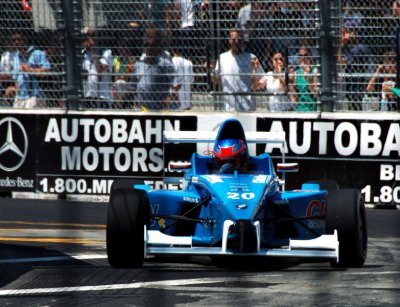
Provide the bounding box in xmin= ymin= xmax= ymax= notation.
xmin=203 ymin=175 xmax=223 ymax=184
xmin=257 ymin=119 xmax=400 ymax=159
xmin=306 ymin=200 xmax=325 ymax=229
xmin=306 ymin=200 xmax=325 ymax=219
xmin=252 ymin=175 xmax=268 ymax=183
xmin=0 ymin=117 xmax=28 ymax=172
xmin=183 ymin=196 xmax=200 ymax=203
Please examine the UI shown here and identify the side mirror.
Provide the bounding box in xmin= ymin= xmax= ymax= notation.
xmin=276 ymin=163 xmax=299 ymax=173
xmin=168 ymin=162 xmax=192 ymax=172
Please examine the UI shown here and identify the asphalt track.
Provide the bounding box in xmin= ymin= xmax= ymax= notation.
xmin=0 ymin=197 xmax=399 ymax=306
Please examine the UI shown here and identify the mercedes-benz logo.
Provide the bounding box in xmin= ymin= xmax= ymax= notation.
xmin=0 ymin=117 xmax=28 ymax=172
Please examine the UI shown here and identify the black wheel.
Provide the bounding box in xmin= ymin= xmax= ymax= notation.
xmin=306 ymin=180 xmax=339 ymax=191
xmin=326 ymin=189 xmax=368 ymax=268
xmin=106 ymin=188 xmax=150 ymax=268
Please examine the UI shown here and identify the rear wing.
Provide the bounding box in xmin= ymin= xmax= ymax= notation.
xmin=163 ymin=130 xmax=286 ymax=146
xmin=163 ymin=130 xmax=294 ymax=190
xmin=163 ymin=130 xmax=287 ymax=162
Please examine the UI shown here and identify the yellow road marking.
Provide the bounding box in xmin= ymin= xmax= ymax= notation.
xmin=0 ymin=228 xmax=104 ymax=232
xmin=0 ymin=237 xmax=105 ymax=244
xmin=0 ymin=221 xmax=105 ymax=229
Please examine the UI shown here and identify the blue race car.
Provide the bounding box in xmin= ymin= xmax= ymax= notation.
xmin=106 ymin=118 xmax=367 ymax=268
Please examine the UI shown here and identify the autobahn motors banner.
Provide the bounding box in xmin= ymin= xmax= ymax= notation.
xmin=36 ymin=114 xmax=197 ymax=195
xmin=256 ymin=117 xmax=400 ymax=207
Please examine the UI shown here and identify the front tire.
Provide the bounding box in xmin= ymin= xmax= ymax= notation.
xmin=326 ymin=189 xmax=368 ymax=268
xmin=106 ymin=188 xmax=150 ymax=268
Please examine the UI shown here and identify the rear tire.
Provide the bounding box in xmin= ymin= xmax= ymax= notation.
xmin=106 ymin=188 xmax=150 ymax=268
xmin=326 ymin=189 xmax=368 ymax=268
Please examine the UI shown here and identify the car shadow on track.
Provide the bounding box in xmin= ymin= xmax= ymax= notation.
xmin=0 ymin=243 xmax=89 ymax=288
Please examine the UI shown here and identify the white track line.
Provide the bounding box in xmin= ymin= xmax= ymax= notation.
xmin=0 ymin=277 xmax=280 ymax=296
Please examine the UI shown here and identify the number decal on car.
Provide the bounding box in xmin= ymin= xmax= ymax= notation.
xmin=227 ymin=192 xmax=255 ymax=200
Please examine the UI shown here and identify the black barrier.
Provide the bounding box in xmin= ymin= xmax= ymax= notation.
xmin=0 ymin=113 xmax=398 ymax=207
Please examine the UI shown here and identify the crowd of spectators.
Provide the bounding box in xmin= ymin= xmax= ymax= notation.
xmin=0 ymin=0 xmax=399 ymax=111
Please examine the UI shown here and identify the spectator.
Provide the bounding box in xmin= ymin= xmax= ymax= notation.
xmin=389 ymin=1 xmax=400 ymax=49
xmin=236 ymin=1 xmax=273 ymax=70
xmin=40 ymin=30 xmax=64 ymax=108
xmin=290 ymin=47 xmax=318 ymax=112
xmin=338 ymin=20 xmax=374 ymax=110
xmin=252 ymin=50 xmax=292 ymax=112
xmin=173 ymin=0 xmax=199 ymax=61
xmin=11 ymin=31 xmax=51 ymax=108
xmin=213 ymin=29 xmax=264 ymax=111
xmin=81 ymin=35 xmax=99 ymax=107
xmin=270 ymin=2 xmax=300 ymax=60
xmin=98 ymin=47 xmax=113 ymax=108
xmin=366 ymin=50 xmax=397 ymax=111
xmin=113 ymin=44 xmax=136 ymax=109
xmin=0 ymin=37 xmax=16 ymax=106
xmin=147 ymin=0 xmax=174 ymax=31
xmin=132 ymin=27 xmax=178 ymax=110
xmin=288 ymin=39 xmax=319 ymax=68
xmin=171 ymin=46 xmax=194 ymax=110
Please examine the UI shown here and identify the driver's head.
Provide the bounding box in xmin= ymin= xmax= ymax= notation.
xmin=212 ymin=138 xmax=249 ymax=169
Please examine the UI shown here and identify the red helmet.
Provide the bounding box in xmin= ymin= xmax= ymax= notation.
xmin=212 ymin=138 xmax=248 ymax=168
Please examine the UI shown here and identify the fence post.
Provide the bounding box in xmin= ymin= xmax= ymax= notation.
xmin=61 ymin=0 xmax=81 ymax=110
xmin=319 ymin=0 xmax=335 ymax=112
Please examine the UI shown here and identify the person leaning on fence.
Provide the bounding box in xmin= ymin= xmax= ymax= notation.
xmin=0 ymin=37 xmax=16 ymax=107
xmin=212 ymin=28 xmax=264 ymax=111
xmin=171 ymin=46 xmax=194 ymax=110
xmin=98 ymin=47 xmax=114 ymax=109
xmin=236 ymin=1 xmax=274 ymax=69
xmin=113 ymin=44 xmax=136 ymax=109
xmin=366 ymin=50 xmax=397 ymax=111
xmin=251 ymin=50 xmax=292 ymax=112
xmin=131 ymin=27 xmax=179 ymax=110
xmin=338 ymin=20 xmax=373 ymax=111
xmin=289 ymin=47 xmax=318 ymax=112
xmin=11 ymin=31 xmax=51 ymax=108
xmin=81 ymin=35 xmax=99 ymax=108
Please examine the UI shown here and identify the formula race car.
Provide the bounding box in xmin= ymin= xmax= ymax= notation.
xmin=106 ymin=118 xmax=367 ymax=268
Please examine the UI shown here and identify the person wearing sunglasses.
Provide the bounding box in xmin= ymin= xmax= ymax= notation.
xmin=11 ymin=31 xmax=51 ymax=108
xmin=290 ymin=47 xmax=318 ymax=112
xmin=252 ymin=50 xmax=292 ymax=112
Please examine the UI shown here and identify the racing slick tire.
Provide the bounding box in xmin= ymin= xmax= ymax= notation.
xmin=326 ymin=189 xmax=368 ymax=268
xmin=107 ymin=188 xmax=150 ymax=268
xmin=306 ymin=180 xmax=339 ymax=191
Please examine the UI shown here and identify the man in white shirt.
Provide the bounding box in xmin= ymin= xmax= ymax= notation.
xmin=82 ymin=36 xmax=99 ymax=106
xmin=213 ymin=29 xmax=264 ymax=111
xmin=171 ymin=47 xmax=194 ymax=110
xmin=0 ymin=43 xmax=15 ymax=106
xmin=99 ymin=48 xmax=113 ymax=108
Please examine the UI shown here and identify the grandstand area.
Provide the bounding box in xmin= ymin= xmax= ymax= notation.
xmin=0 ymin=0 xmax=399 ymax=112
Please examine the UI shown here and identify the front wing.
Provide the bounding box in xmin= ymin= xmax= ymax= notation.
xmin=145 ymin=220 xmax=339 ymax=262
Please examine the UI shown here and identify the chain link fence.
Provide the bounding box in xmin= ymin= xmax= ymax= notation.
xmin=0 ymin=0 xmax=398 ymax=112
xmin=334 ymin=0 xmax=399 ymax=111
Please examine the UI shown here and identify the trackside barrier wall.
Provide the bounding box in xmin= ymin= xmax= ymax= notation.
xmin=0 ymin=112 xmax=398 ymax=208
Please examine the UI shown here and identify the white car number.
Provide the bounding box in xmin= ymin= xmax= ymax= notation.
xmin=227 ymin=192 xmax=255 ymax=200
